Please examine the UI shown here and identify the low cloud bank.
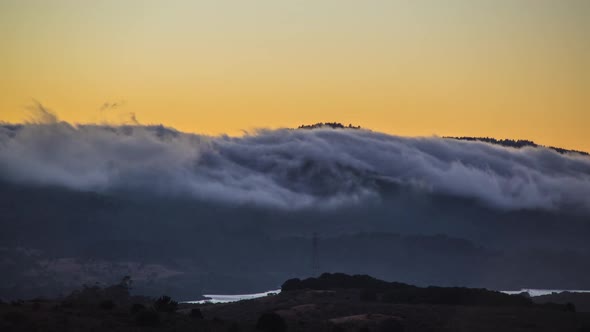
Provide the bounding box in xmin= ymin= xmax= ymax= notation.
xmin=1 ymin=122 xmax=589 ymax=212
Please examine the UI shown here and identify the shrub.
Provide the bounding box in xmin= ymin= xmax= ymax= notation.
xmin=331 ymin=325 xmax=346 ymax=332
xmin=379 ymin=318 xmax=404 ymax=332
xmin=228 ymin=322 xmax=240 ymax=332
xmin=99 ymin=299 xmax=115 ymax=310
xmin=60 ymin=301 xmax=74 ymax=308
xmin=190 ymin=308 xmax=204 ymax=319
xmin=4 ymin=311 xmax=26 ymax=324
xmin=131 ymin=303 xmax=146 ymax=314
xmin=256 ymin=312 xmax=286 ymax=332
xmin=154 ymin=295 xmax=178 ymax=313
xmin=360 ymin=289 xmax=378 ymax=302
xmin=136 ymin=310 xmax=160 ymax=327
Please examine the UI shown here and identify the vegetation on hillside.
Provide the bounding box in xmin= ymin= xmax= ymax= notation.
xmin=445 ymin=136 xmax=588 ymax=155
xmin=282 ymin=273 xmax=533 ymax=307
xmin=298 ymin=122 xmax=361 ymax=130
xmin=2 ymin=274 xmax=590 ymax=331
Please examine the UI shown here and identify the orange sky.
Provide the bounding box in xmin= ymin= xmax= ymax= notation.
xmin=1 ymin=0 xmax=589 ymax=151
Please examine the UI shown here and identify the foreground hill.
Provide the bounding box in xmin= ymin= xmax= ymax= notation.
xmin=2 ymin=274 xmax=590 ymax=332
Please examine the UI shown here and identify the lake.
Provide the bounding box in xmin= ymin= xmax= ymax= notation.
xmin=184 ymin=289 xmax=282 ymax=304
xmin=184 ymin=288 xmax=590 ymax=304
xmin=501 ymin=289 xmax=590 ymax=297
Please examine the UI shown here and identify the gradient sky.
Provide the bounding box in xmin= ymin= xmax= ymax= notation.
xmin=1 ymin=0 xmax=589 ymax=150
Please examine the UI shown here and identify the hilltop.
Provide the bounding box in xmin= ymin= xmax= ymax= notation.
xmin=297 ymin=122 xmax=362 ymax=130
xmin=294 ymin=123 xmax=588 ymax=155
xmin=445 ymin=136 xmax=588 ymax=156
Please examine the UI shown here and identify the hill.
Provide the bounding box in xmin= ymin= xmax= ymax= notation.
xmin=1 ymin=123 xmax=590 ymax=299
xmin=2 ymin=274 xmax=588 ymax=332
xmin=294 ymin=122 xmax=588 ymax=155
xmin=444 ymin=136 xmax=588 ymax=155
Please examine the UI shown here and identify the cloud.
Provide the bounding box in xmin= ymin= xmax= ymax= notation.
xmin=128 ymin=112 xmax=139 ymax=125
xmin=99 ymin=100 xmax=126 ymax=112
xmin=26 ymin=100 xmax=59 ymax=124
xmin=0 ymin=121 xmax=589 ymax=213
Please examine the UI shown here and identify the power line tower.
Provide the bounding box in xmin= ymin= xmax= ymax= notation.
xmin=311 ymin=232 xmax=320 ymax=276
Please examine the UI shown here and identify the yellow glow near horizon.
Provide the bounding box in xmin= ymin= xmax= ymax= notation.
xmin=1 ymin=0 xmax=589 ymax=150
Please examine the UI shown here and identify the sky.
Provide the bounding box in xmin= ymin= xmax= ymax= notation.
xmin=1 ymin=0 xmax=589 ymax=151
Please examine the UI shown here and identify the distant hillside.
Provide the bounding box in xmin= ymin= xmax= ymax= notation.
xmin=2 ymin=122 xmax=590 ymax=301
xmin=295 ymin=123 xmax=587 ymax=155
xmin=298 ymin=122 xmax=361 ymax=130
xmin=445 ymin=136 xmax=588 ymax=156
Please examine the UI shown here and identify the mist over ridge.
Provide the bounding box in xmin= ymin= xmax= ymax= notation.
xmin=3 ymin=118 xmax=590 ymax=299
xmin=1 ymin=119 xmax=589 ymax=214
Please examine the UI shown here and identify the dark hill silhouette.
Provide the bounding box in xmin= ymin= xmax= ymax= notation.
xmin=298 ymin=122 xmax=361 ymax=130
xmin=2 ymin=275 xmax=589 ymax=332
xmin=445 ymin=136 xmax=588 ymax=155
xmin=294 ymin=123 xmax=588 ymax=155
xmin=282 ymin=273 xmax=411 ymax=292
xmin=2 ymin=179 xmax=590 ymax=300
xmin=282 ymin=273 xmax=532 ymax=307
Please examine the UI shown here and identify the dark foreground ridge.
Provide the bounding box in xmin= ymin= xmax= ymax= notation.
xmin=282 ymin=273 xmax=532 ymax=307
xmin=3 ymin=274 xmax=590 ymax=332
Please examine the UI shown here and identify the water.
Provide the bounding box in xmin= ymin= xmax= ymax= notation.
xmin=184 ymin=288 xmax=590 ymax=304
xmin=184 ymin=289 xmax=281 ymax=304
xmin=501 ymin=289 xmax=590 ymax=297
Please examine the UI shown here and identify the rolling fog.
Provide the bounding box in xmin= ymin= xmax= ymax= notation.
xmin=1 ymin=121 xmax=590 ymax=300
